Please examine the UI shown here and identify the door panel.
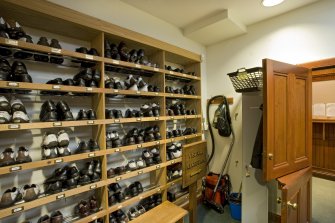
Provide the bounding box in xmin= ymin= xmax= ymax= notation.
xmin=278 ymin=167 xmax=312 ymax=223
xmin=263 ymin=59 xmax=312 ymax=181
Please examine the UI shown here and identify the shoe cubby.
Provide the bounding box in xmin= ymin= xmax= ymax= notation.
xmin=0 ymin=1 xmax=203 ymax=222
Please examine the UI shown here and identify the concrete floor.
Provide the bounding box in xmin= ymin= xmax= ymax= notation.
xmin=312 ymin=177 xmax=335 ymax=223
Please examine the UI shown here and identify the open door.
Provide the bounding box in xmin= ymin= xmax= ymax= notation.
xmin=263 ymin=59 xmax=312 ymax=223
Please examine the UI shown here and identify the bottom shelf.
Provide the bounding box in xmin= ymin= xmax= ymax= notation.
xmin=312 ymin=166 xmax=335 ymax=181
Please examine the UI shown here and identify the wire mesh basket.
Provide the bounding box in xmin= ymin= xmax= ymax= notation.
xmin=227 ymin=67 xmax=263 ymax=93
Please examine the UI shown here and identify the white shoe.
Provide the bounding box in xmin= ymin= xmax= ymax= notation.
xmin=12 ymin=111 xmax=30 ymax=123
xmin=57 ymin=130 xmax=70 ymax=147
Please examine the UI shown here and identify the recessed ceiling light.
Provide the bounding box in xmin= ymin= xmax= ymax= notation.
xmin=262 ymin=0 xmax=285 ymax=7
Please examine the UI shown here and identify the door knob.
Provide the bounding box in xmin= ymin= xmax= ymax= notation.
xmin=268 ymin=153 xmax=273 ymax=160
xmin=287 ymin=201 xmax=298 ymax=210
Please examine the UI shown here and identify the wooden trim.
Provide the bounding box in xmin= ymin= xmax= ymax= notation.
xmin=105 ymin=89 xmax=165 ymax=97
xmin=0 ymin=81 xmax=104 ymax=93
xmin=2 ymin=0 xmax=201 ymax=62
xmin=207 ymin=97 xmax=234 ymax=105
xmin=312 ymin=167 xmax=335 ymax=181
xmin=0 ymin=120 xmax=104 ymax=132
xmin=72 ymin=210 xmax=107 ymax=223
xmin=299 ymin=57 xmax=335 ymax=69
xmin=165 ymin=70 xmax=201 ymax=81
xmin=312 ymin=116 xmax=335 ymax=123
xmin=268 ymin=212 xmax=281 ymax=223
xmin=165 ymin=93 xmax=201 ymax=100
xmin=106 ymin=140 xmax=164 ymax=154
xmin=0 ymin=150 xmax=105 ymax=176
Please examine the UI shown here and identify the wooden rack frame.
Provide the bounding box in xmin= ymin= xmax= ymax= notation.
xmin=0 ymin=0 xmax=204 ymax=222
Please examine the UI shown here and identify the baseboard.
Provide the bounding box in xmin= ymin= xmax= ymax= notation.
xmin=313 ymin=167 xmax=335 ymax=181
xmin=268 ymin=212 xmax=281 ymax=223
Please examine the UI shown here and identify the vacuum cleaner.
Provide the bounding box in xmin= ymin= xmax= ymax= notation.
xmin=203 ymin=95 xmax=235 ymax=213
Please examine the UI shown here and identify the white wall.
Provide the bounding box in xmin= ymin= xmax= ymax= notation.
xmin=48 ymin=0 xmax=208 ymax=113
xmin=206 ymin=0 xmax=335 ymax=192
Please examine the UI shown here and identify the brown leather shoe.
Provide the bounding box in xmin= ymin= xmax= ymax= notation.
xmin=75 ymin=200 xmax=90 ymax=218
xmin=0 ymin=148 xmax=15 ymax=167
xmin=22 ymin=184 xmax=39 ymax=202
xmin=0 ymin=187 xmax=22 ymax=208
xmin=50 ymin=210 xmax=63 ymax=223
xmin=37 ymin=215 xmax=50 ymax=223
xmin=16 ymin=146 xmax=32 ymax=164
xmin=89 ymin=195 xmax=99 ymax=213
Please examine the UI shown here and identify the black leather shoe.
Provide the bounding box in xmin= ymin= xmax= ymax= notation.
xmin=76 ymin=141 xmax=90 ymax=154
xmin=6 ymin=20 xmax=25 ymax=39
xmin=88 ymin=139 xmax=99 ymax=151
xmin=118 ymin=42 xmax=130 ymax=61
xmin=109 ymin=183 xmax=122 ymax=193
xmin=34 ymin=37 xmax=49 ymax=62
xmin=134 ymin=181 xmax=143 ymax=193
xmin=14 ymin=35 xmax=33 ymax=59
xmin=115 ymin=192 xmax=125 ymax=203
xmin=87 ymin=109 xmax=97 ymax=120
xmin=40 ymin=100 xmax=58 ymax=122
xmin=105 ymin=109 xmax=114 ymax=119
xmin=0 ymin=30 xmax=11 ymax=56
xmin=0 ymin=58 xmax=11 ymax=81
xmin=77 ymin=109 xmax=88 ymax=120
xmin=63 ymin=78 xmax=74 ymax=86
xmin=49 ymin=39 xmax=64 ymax=64
xmin=129 ymin=49 xmax=138 ymax=62
xmin=113 ymin=109 xmax=123 ymax=119
xmin=56 ymin=101 xmax=74 ymax=121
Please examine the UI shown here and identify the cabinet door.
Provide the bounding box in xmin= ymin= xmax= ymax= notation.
xmin=263 ymin=59 xmax=312 ymax=181
xmin=278 ymin=167 xmax=312 ymax=223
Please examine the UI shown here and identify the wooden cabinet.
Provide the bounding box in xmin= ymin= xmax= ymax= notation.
xmin=0 ymin=1 xmax=204 ymax=222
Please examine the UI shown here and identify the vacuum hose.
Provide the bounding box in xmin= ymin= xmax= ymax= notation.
xmin=206 ymin=95 xmax=225 ymax=166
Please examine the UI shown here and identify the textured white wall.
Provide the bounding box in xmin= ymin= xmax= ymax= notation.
xmin=206 ymin=0 xmax=335 ymax=192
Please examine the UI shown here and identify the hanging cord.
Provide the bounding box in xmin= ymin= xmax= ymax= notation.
xmin=206 ymin=95 xmax=225 ymax=166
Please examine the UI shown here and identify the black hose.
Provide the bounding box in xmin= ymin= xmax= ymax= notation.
xmin=206 ymin=95 xmax=225 ymax=166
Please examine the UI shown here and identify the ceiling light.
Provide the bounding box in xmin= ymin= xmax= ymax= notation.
xmin=262 ymin=0 xmax=284 ymax=7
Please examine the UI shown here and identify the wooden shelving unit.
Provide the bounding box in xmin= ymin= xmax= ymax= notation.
xmin=0 ymin=1 xmax=204 ymax=222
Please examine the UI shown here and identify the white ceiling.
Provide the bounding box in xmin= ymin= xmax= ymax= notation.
xmin=121 ymin=0 xmax=320 ymax=45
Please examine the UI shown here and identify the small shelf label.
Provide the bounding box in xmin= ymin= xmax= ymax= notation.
xmin=87 ymin=120 xmax=95 ymax=124
xmin=88 ymin=153 xmax=95 ymax=157
xmin=183 ymin=73 xmax=187 ymax=77
xmin=137 ymin=144 xmax=142 ymax=148
xmin=8 ymin=124 xmax=20 ymax=129
xmin=10 ymin=166 xmax=22 ymax=172
xmin=90 ymin=184 xmax=97 ymax=189
xmin=154 ymin=68 xmax=159 ymax=72
xmin=54 ymin=158 xmax=63 ymax=164
xmin=56 ymin=194 xmax=65 ymax=200
xmin=156 ymin=165 xmax=161 ymax=169
xmin=53 ymin=122 xmax=62 ymax=127
xmin=7 ymin=82 xmax=19 ymax=87
xmin=155 ymin=117 xmax=159 ymax=120
xmin=136 ymin=91 xmax=141 ymax=94
xmin=112 ymin=60 xmax=120 ymax=64
xmin=155 ymin=92 xmax=159 ymax=95
xmin=115 ymin=148 xmax=120 ymax=152
xmin=85 ymin=54 xmax=94 ymax=60
xmin=157 ymin=188 xmax=161 ymax=192
xmin=118 ymin=205 xmax=123 ymax=209
xmin=6 ymin=39 xmax=18 ymax=46
xmin=184 ymin=136 xmax=187 ymax=139
xmin=51 ymin=48 xmax=62 ymax=54
xmin=113 ymin=89 xmax=119 ymax=93
xmin=52 ymin=85 xmax=61 ymax=90
xmin=139 ymin=196 xmax=143 ymax=200
xmin=92 ymin=216 xmax=98 ymax=220
xmin=135 ymin=64 xmax=141 ymax=68
xmin=170 ymin=94 xmax=174 ymax=96
xmin=136 ymin=118 xmax=142 ymax=121
xmin=155 ymin=141 xmax=160 ymax=145
xmin=171 ymin=160 xmax=175 ymax=164
xmin=170 ymin=116 xmax=174 ymax=119
xmin=86 ymin=87 xmax=93 ymax=92
xmin=12 ymin=206 xmax=24 ymax=214
xmin=169 ymin=71 xmax=174 ymax=74
xmin=137 ymin=171 xmax=143 ymax=175
xmin=116 ymin=177 xmax=122 ymax=181
xmin=171 ymin=138 xmax=175 ymax=142
xmin=114 ymin=119 xmax=120 ymax=123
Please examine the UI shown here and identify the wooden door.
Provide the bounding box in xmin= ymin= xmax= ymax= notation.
xmin=263 ymin=59 xmax=312 ymax=181
xmin=278 ymin=167 xmax=312 ymax=223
